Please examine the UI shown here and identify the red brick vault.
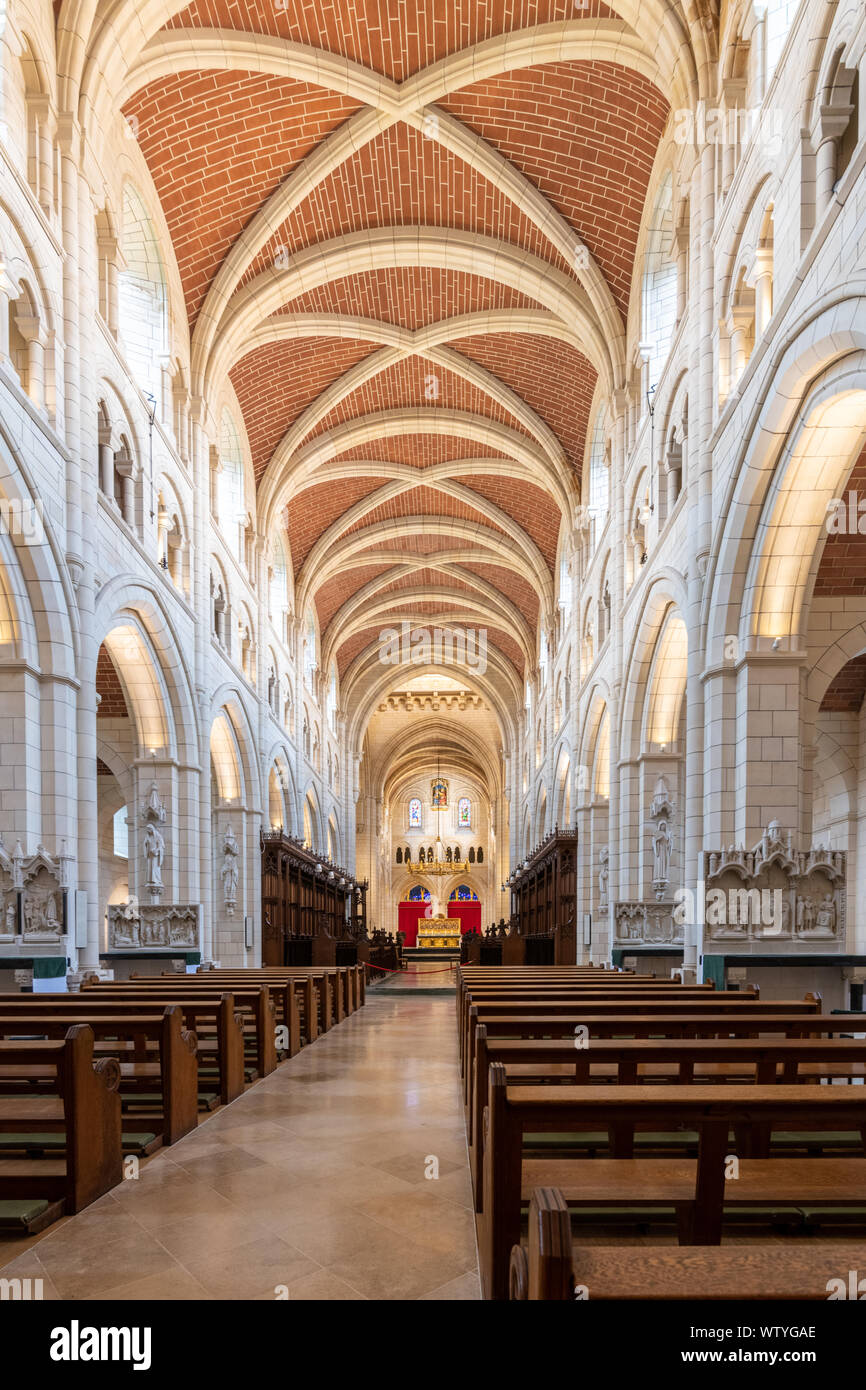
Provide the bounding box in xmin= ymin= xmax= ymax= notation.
xmin=120 ymin=0 xmax=670 ymax=694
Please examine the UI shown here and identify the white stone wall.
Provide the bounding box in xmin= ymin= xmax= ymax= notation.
xmin=0 ymin=0 xmax=865 ymax=982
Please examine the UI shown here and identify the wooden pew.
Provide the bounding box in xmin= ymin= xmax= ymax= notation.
xmin=192 ymin=968 xmax=334 ymax=1037
xmin=461 ymin=997 xmax=823 ymax=1102
xmin=469 ymin=1026 xmax=866 ymax=1209
xmin=174 ymin=973 xmax=301 ymax=1057
xmin=193 ymin=967 xmax=340 ymax=1040
xmin=0 ymin=1003 xmax=198 ymax=1146
xmin=455 ymin=967 xmax=663 ymax=1018
xmin=458 ymin=985 xmax=767 ymax=1071
xmin=0 ymin=992 xmax=245 ymax=1105
xmin=481 ymin=1068 xmax=866 ymax=1298
xmin=81 ymin=981 xmax=275 ymax=1081
xmin=511 ymin=1187 xmax=866 ymax=1300
xmin=0 ymin=1025 xmax=122 ymax=1231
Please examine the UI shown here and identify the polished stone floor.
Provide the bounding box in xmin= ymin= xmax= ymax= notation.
xmin=377 ymin=959 xmax=460 ymax=991
xmin=0 ymin=988 xmax=480 ymax=1300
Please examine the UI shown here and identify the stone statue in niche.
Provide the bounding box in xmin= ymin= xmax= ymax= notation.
xmin=653 ymin=820 xmax=672 ymax=883
xmin=814 ymin=894 xmax=837 ymax=937
xmin=110 ymin=899 xmax=141 ymax=948
xmin=220 ymin=826 xmax=240 ymax=916
xmin=143 ymin=822 xmax=165 ymax=901
xmin=598 ymin=846 xmax=609 ymax=906
xmin=21 ymin=865 xmax=65 ymax=941
xmin=0 ymin=889 xmax=15 ymax=941
xmin=648 ymin=777 xmax=675 ymax=901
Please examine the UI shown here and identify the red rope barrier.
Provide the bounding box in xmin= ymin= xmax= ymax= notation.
xmin=366 ymin=961 xmax=458 ymax=975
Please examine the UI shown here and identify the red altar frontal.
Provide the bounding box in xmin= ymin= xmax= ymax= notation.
xmin=397 ymin=900 xmax=481 ymax=947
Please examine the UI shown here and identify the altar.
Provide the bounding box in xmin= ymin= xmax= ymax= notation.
xmin=417 ymin=916 xmax=462 ymax=949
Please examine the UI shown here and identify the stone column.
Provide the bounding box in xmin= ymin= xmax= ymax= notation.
xmin=734 ymin=651 xmax=807 ymax=850
xmin=75 ymin=160 xmax=100 ymax=967
xmin=605 ymin=391 xmax=627 ymax=964
xmin=752 ymin=248 xmax=774 ymax=337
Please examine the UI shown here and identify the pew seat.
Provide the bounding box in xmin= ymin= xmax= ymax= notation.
xmin=481 ymin=1072 xmax=866 ymax=1297
xmin=0 ymin=1027 xmax=122 ymax=1232
xmin=511 ymin=1188 xmax=866 ymax=1300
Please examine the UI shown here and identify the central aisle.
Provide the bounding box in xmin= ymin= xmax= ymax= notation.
xmin=0 ymin=988 xmax=480 ymax=1301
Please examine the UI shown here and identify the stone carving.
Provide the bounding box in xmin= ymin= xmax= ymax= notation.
xmin=648 ymin=777 xmax=675 ymax=901
xmin=220 ymin=826 xmax=240 ymax=916
xmin=141 ymin=781 xmax=166 ymax=824
xmin=142 ymin=823 xmax=165 ymax=901
xmin=614 ymin=901 xmax=682 ymax=945
xmin=598 ymin=846 xmax=609 ymax=907
xmin=9 ymin=841 xmax=73 ymax=942
xmin=0 ymin=836 xmax=18 ymax=943
xmin=108 ymin=901 xmax=200 ymax=951
xmin=701 ymin=823 xmax=846 ymax=949
xmin=141 ymin=782 xmax=168 ymax=903
xmin=653 ymin=820 xmax=672 ymax=885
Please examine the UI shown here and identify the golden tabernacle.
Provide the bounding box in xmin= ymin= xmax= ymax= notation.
xmin=417 ymin=916 xmax=462 ymax=949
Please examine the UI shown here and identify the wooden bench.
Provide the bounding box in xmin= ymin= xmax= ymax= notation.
xmin=511 ymin=1187 xmax=866 ymax=1300
xmin=481 ymin=1070 xmax=866 ymax=1298
xmin=82 ymin=980 xmax=276 ymax=1080
xmin=455 ymin=969 xmax=706 ymax=1028
xmin=458 ymin=985 xmax=770 ymax=1070
xmin=469 ymin=1027 xmax=866 ymax=1208
xmin=190 ymin=968 xmax=334 ymax=1040
xmin=190 ymin=967 xmax=335 ymax=1035
xmin=462 ymin=997 xmax=824 ymax=1101
xmin=250 ymin=965 xmax=363 ymax=1023
xmin=0 ymin=992 xmax=245 ymax=1105
xmin=0 ymin=1003 xmax=198 ymax=1147
xmin=171 ymin=972 xmax=301 ymax=1056
xmin=0 ymin=1025 xmax=122 ymax=1233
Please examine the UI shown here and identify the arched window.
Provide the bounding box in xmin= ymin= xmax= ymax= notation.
xmin=283 ymin=676 xmax=294 ymax=735
xmin=468 ymin=846 xmax=476 ymax=864
xmin=218 ymin=410 xmax=245 ymax=561
xmin=118 ymin=184 xmax=167 ymax=402
xmin=538 ymin=629 xmax=549 ymax=687
xmin=112 ymin=807 xmax=129 ymax=859
xmin=764 ymin=0 xmax=800 ymax=80
xmin=477 ymin=847 xmax=484 ymax=864
xmin=327 ymin=664 xmax=338 ymax=732
xmin=395 ymin=847 xmax=403 ymax=864
xmin=641 ymin=173 xmax=677 ymax=389
xmin=408 ymin=796 xmax=422 ymax=829
xmin=587 ymin=408 xmax=608 ymax=545
xmin=303 ymin=610 xmax=317 ymax=688
xmin=407 ymin=885 xmax=431 ymax=902
xmin=449 ymin=885 xmax=478 ymax=901
xmin=558 ymin=550 xmax=573 ymax=616
xmin=457 ymin=796 xmax=471 ymax=829
xmin=269 ymin=537 xmax=289 ymax=642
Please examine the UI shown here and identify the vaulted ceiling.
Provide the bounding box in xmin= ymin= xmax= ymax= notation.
xmin=116 ymin=0 xmax=678 ymax=701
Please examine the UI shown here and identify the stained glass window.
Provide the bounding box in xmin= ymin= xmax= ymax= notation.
xmin=449 ymin=885 xmax=478 ymax=901
xmin=408 ymin=797 xmax=422 ymax=828
xmin=458 ymin=796 xmax=471 ymax=828
xmin=431 ymin=778 xmax=448 ymax=808
xmin=407 ymin=885 xmax=431 ymax=902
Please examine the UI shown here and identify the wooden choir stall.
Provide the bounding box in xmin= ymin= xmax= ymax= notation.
xmin=261 ymin=831 xmax=368 ymax=967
